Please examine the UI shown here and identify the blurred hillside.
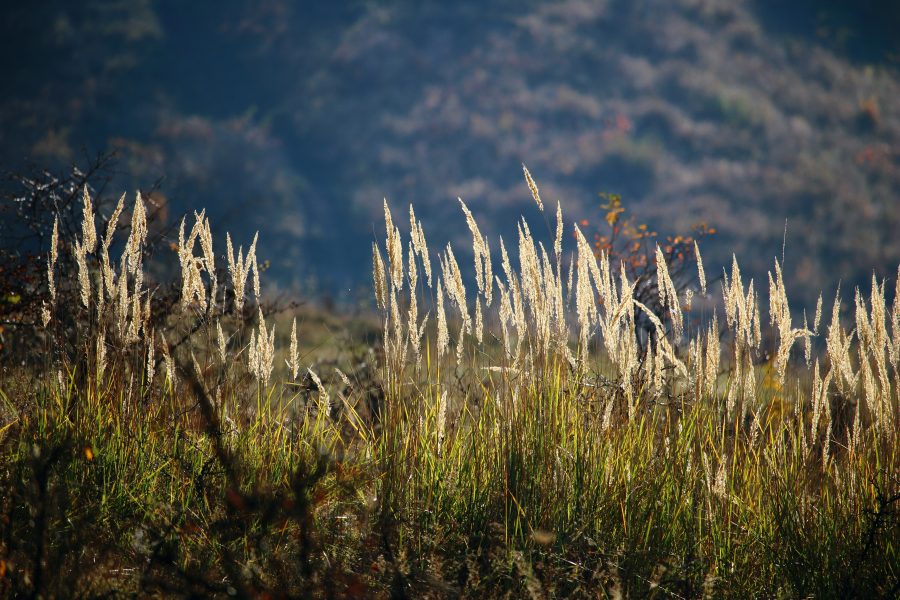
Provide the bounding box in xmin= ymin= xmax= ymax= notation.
xmin=2 ymin=0 xmax=899 ymax=306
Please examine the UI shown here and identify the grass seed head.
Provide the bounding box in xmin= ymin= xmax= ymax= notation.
xmin=443 ymin=244 xmax=470 ymax=329
xmin=383 ymin=200 xmax=404 ymax=292
xmin=158 ymin=331 xmax=173 ymax=387
xmin=475 ymin=297 xmax=483 ymax=344
xmin=307 ymin=367 xmax=330 ymax=419
xmin=372 ymin=242 xmax=387 ymax=311
xmin=226 ymin=231 xmax=258 ymax=314
xmin=436 ymin=279 xmax=449 ymax=358
xmin=75 ymin=240 xmax=91 ymax=309
xmin=217 ymin=320 xmax=228 ymax=364
xmin=145 ymin=330 xmax=155 ymax=386
xmin=655 ymin=245 xmax=683 ymax=340
xmin=253 ymin=308 xmax=275 ymax=387
xmin=287 ymin=317 xmax=300 ymax=379
xmin=81 ymin=185 xmax=98 ymax=254
xmin=95 ymin=329 xmax=107 ymax=379
xmin=409 ymin=204 xmax=433 ymax=287
xmin=554 ymin=200 xmax=563 ymax=260
xmin=522 ymin=163 xmax=544 ymax=211
xmin=695 ymin=240 xmax=706 ymax=295
xmin=47 ymin=216 xmax=59 ymax=303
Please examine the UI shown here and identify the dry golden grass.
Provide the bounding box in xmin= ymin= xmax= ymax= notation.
xmin=1 ymin=179 xmax=897 ymax=597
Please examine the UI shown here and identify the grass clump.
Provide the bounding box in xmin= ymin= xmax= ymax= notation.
xmin=0 ymin=170 xmax=898 ymax=598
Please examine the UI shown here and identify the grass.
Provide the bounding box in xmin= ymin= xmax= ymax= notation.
xmin=0 ymin=177 xmax=898 ymax=598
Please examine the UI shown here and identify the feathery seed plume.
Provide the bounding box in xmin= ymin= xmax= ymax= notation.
xmin=95 ymin=330 xmax=107 ymax=379
xmin=694 ymin=241 xmax=706 ymax=295
xmin=146 ymin=330 xmax=155 ymax=386
xmin=455 ymin=321 xmax=467 ymax=363
xmin=128 ymin=291 xmax=142 ymax=344
xmin=475 ymin=297 xmax=483 ymax=344
xmin=810 ymin=360 xmax=823 ymax=433
xmin=496 ymin=277 xmax=513 ymax=355
xmin=177 ymin=216 xmax=206 ymax=311
xmin=643 ymin=338 xmax=654 ymax=389
xmin=459 ymin=198 xmax=483 ymax=284
xmin=442 ymin=244 xmax=470 ymax=329
xmin=813 ymin=293 xmax=823 ymax=334
xmin=409 ymin=204 xmax=422 ymax=253
xmin=409 ymin=205 xmax=433 ymax=287
xmin=125 ymin=192 xmax=147 ymax=271
xmin=383 ymin=200 xmax=403 ymax=292
xmin=892 ymin=266 xmax=900 ymax=364
xmin=102 ymin=193 xmax=125 ymax=256
xmin=287 ymin=317 xmax=300 ymax=379
xmin=522 ymin=163 xmax=544 ymax=211
xmin=482 ymin=235 xmax=493 ymax=306
xmin=251 ymin=255 xmax=261 ymax=301
xmin=575 ymin=240 xmax=597 ymax=361
xmin=307 ymin=367 xmax=331 ymax=419
xmin=383 ymin=198 xmax=395 ymax=247
xmin=248 ymin=328 xmax=258 ymax=380
xmin=417 ymin=221 xmax=432 ymax=287
xmin=407 ymin=241 xmax=418 ymax=299
xmin=225 ymin=231 xmax=258 ymax=314
xmin=99 ymin=194 xmax=125 ymax=299
xmin=825 ymin=289 xmax=855 ymax=391
xmin=252 ymin=308 xmax=275 ymax=387
xmin=81 ymin=185 xmax=97 ymax=253
xmin=335 ymin=367 xmax=352 ymax=389
xmin=198 ymin=215 xmax=216 ymax=308
xmin=653 ymin=339 xmax=664 ymax=394
xmin=436 ymin=279 xmax=449 ymax=358
xmin=655 ymin=245 xmax=684 ymax=340
xmin=387 ymin=284 xmax=405 ymax=369
xmin=705 ymin=313 xmax=720 ymax=396
xmin=407 ymin=242 xmax=422 ymax=363
xmin=244 ymin=232 xmax=259 ymax=301
xmin=554 ymin=200 xmax=563 ymax=261
xmin=216 ymin=320 xmax=227 ymax=364
xmin=768 ymin=259 xmax=813 ymax=383
xmin=49 ymin=215 xmax=59 ymax=269
xmin=75 ymin=241 xmax=91 ymax=309
xmin=459 ymin=197 xmax=492 ymax=303
xmin=500 ymin=236 xmax=515 ymax=288
xmin=47 ymin=216 xmax=59 ymax=302
xmin=372 ymin=242 xmax=387 ymax=311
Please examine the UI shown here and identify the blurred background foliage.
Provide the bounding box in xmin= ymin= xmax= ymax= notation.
xmin=2 ymin=0 xmax=900 ymax=307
